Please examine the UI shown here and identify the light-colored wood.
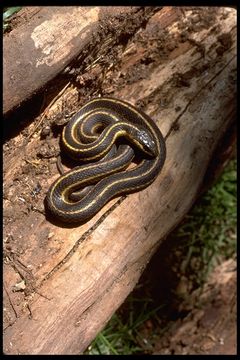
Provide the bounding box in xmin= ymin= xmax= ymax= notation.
xmin=3 ymin=7 xmax=236 ymax=354
xmin=3 ymin=6 xmax=139 ymax=114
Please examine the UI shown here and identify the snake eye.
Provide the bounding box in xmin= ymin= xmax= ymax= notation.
xmin=136 ymin=130 xmax=157 ymax=157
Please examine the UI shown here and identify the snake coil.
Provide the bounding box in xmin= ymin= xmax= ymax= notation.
xmin=45 ymin=97 xmax=166 ymax=223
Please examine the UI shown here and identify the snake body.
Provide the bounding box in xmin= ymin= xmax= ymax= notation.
xmin=45 ymin=97 xmax=166 ymax=223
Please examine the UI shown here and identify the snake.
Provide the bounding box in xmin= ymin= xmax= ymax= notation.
xmin=45 ymin=97 xmax=166 ymax=223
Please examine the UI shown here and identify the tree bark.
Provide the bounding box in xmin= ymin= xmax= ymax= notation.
xmin=3 ymin=6 xmax=236 ymax=354
xmin=3 ymin=6 xmax=143 ymax=114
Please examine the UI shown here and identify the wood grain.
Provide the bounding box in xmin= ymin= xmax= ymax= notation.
xmin=3 ymin=7 xmax=236 ymax=354
xmin=3 ymin=6 xmax=140 ymax=114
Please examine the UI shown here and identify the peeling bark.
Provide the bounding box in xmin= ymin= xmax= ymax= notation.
xmin=3 ymin=6 xmax=236 ymax=354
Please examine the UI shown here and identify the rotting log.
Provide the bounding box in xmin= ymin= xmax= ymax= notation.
xmin=3 ymin=7 xmax=236 ymax=354
xmin=3 ymin=6 xmax=154 ymax=115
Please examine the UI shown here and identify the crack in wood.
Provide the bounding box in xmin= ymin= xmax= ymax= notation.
xmin=165 ymin=54 xmax=236 ymax=140
xmin=4 ymin=251 xmax=36 ymax=290
xmin=38 ymin=53 xmax=236 ymax=288
xmin=3 ymin=280 xmax=18 ymax=329
xmin=40 ymin=196 xmax=127 ymax=286
xmin=4 ymin=196 xmax=128 ymax=328
xmin=64 ymin=7 xmax=161 ymax=78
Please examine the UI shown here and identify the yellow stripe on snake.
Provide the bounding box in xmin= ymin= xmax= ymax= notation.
xmin=45 ymin=97 xmax=166 ymax=223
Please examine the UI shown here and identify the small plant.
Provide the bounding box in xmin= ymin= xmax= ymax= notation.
xmin=86 ymin=158 xmax=236 ymax=355
xmin=177 ymin=158 xmax=237 ymax=287
xmin=3 ymin=7 xmax=22 ymax=32
xmin=86 ymin=296 xmax=164 ymax=355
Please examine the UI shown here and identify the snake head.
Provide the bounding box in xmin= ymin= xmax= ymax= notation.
xmin=134 ymin=129 xmax=158 ymax=157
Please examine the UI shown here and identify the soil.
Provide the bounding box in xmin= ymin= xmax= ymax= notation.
xmin=3 ymin=6 xmax=236 ymax=355
xmin=118 ymin=239 xmax=236 ymax=355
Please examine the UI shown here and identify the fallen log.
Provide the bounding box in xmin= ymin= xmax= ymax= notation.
xmin=3 ymin=6 xmax=236 ymax=354
xmin=3 ymin=6 xmax=146 ymax=115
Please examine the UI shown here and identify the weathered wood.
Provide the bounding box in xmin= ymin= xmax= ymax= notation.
xmin=3 ymin=7 xmax=236 ymax=354
xmin=3 ymin=6 xmax=141 ymax=114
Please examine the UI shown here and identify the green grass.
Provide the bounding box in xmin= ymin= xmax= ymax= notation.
xmin=3 ymin=7 xmax=22 ymax=32
xmin=177 ymin=158 xmax=236 ymax=287
xmin=86 ymin=298 xmax=164 ymax=355
xmin=85 ymin=158 xmax=237 ymax=355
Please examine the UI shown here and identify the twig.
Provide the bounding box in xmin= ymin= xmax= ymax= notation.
xmin=3 ymin=280 xmax=18 ymax=319
xmin=27 ymin=81 xmax=71 ymax=139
